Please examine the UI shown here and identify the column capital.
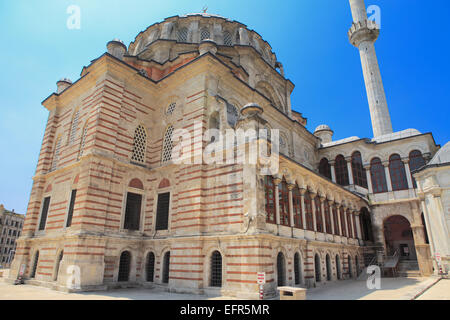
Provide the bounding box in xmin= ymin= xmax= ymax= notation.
xmin=401 ymin=157 xmax=410 ymax=164
xmin=299 ymin=188 xmax=307 ymax=196
xmin=329 ymin=160 xmax=336 ymax=166
xmin=363 ymin=163 xmax=371 ymax=170
xmin=344 ymin=156 xmax=352 ymax=162
xmin=382 ymin=160 xmax=389 ymax=167
xmin=327 ymin=199 xmax=335 ymax=206
xmin=319 ymin=195 xmax=326 ymax=202
xmin=310 ymin=192 xmax=317 ymax=199
xmin=287 ymin=183 xmax=295 ymax=191
xmin=273 ymin=177 xmax=282 ymax=185
xmin=417 ymin=192 xmax=425 ymax=201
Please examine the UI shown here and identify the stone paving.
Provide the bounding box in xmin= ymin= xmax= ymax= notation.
xmin=0 ymin=276 xmax=446 ymax=300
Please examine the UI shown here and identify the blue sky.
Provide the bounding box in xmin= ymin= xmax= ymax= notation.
xmin=0 ymin=0 xmax=449 ymax=214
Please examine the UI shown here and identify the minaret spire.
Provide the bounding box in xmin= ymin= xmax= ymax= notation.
xmin=348 ymin=0 xmax=393 ymax=138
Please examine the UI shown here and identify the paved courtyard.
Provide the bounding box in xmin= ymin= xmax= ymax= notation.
xmin=0 ymin=276 xmax=446 ymax=300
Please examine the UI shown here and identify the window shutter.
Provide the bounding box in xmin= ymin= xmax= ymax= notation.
xmin=155 ymin=192 xmax=170 ymax=230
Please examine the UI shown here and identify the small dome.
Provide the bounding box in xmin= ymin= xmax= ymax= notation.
xmin=58 ymin=78 xmax=72 ymax=84
xmin=314 ymin=124 xmax=332 ymax=133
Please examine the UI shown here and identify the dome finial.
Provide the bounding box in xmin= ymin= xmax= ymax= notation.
xmin=202 ymin=5 xmax=208 ymax=13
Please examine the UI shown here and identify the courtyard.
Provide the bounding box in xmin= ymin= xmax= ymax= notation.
xmin=0 ymin=277 xmax=446 ymax=300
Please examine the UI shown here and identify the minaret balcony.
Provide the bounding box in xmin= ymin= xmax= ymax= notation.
xmin=348 ymin=19 xmax=380 ymax=47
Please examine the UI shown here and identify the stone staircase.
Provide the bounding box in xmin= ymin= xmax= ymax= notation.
xmin=397 ymin=260 xmax=421 ymax=277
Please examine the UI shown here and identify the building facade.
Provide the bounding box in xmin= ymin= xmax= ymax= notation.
xmin=8 ymin=0 xmax=447 ymax=298
xmin=0 ymin=205 xmax=25 ymax=267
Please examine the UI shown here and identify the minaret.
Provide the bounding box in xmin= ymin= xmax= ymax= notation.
xmin=348 ymin=0 xmax=393 ymax=137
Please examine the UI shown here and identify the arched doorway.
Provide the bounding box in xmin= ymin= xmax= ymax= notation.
xmin=118 ymin=251 xmax=131 ymax=282
xmin=355 ymin=256 xmax=360 ymax=277
xmin=348 ymin=256 xmax=352 ymax=278
xmin=146 ymin=252 xmax=155 ymax=282
xmin=336 ymin=255 xmax=341 ymax=280
xmin=326 ymin=254 xmax=332 ymax=281
xmin=383 ymin=215 xmax=416 ymax=260
xmin=294 ymin=252 xmax=302 ymax=285
xmin=314 ymin=254 xmax=321 ymax=282
xmin=277 ymin=252 xmax=285 ymax=286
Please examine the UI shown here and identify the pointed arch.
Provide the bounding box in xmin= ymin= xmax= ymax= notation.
xmin=161 ymin=125 xmax=174 ymax=163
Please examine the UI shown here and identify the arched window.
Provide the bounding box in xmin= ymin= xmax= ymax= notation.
xmin=351 ymin=151 xmax=367 ymax=188
xmin=78 ymin=122 xmax=88 ymax=160
xmin=409 ymin=150 xmax=426 ymax=188
xmin=264 ymin=176 xmax=276 ymax=224
xmin=166 ymin=102 xmax=176 ymax=115
xmin=177 ymin=27 xmax=188 ymax=42
xmin=360 ymin=207 xmax=373 ymax=241
xmin=162 ymin=125 xmax=174 ymax=163
xmin=210 ymin=251 xmax=222 ymax=287
xmin=131 ymin=125 xmax=147 ymax=164
xmin=146 ymin=252 xmax=155 ymax=282
xmin=118 ymin=251 xmax=131 ymax=282
xmin=53 ymin=250 xmax=63 ymax=281
xmin=370 ymin=157 xmax=387 ymax=193
xmin=30 ymin=251 xmax=39 ymax=278
xmin=292 ymin=185 xmax=303 ymax=228
xmin=277 ymin=252 xmax=285 ymax=286
xmin=68 ymin=110 xmax=79 ymax=145
xmin=278 ymin=179 xmax=290 ymax=226
xmin=200 ymin=27 xmax=210 ymax=41
xmin=389 ymin=154 xmax=408 ymax=191
xmin=319 ymin=158 xmax=332 ymax=180
xmin=314 ymin=254 xmax=321 ymax=282
xmin=304 ymin=192 xmax=314 ymax=231
xmin=335 ymin=155 xmax=349 ymax=186
xmin=324 ymin=201 xmax=332 ymax=234
xmin=294 ymin=252 xmax=301 ymax=285
xmin=162 ymin=251 xmax=170 ymax=284
xmin=223 ymin=31 xmax=232 ymax=46
xmin=314 ymin=197 xmax=323 ymax=232
xmin=335 ymin=255 xmax=341 ymax=280
xmin=50 ymin=136 xmax=62 ymax=172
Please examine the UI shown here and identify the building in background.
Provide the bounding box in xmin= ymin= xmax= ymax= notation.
xmin=7 ymin=0 xmax=448 ymax=297
xmin=0 ymin=205 xmax=25 ymax=268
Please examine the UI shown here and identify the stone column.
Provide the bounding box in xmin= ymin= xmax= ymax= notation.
xmin=311 ymin=192 xmax=317 ymax=232
xmin=337 ymin=204 xmax=343 ymax=237
xmin=382 ymin=161 xmax=393 ymax=192
xmin=355 ymin=211 xmax=362 ymax=240
xmin=345 ymin=156 xmax=354 ymax=185
xmin=300 ymin=189 xmax=307 ymax=230
xmin=402 ymin=158 xmax=413 ymax=190
xmin=364 ymin=164 xmax=373 ymax=193
xmin=329 ymin=161 xmax=337 ymax=183
xmin=418 ymin=193 xmax=438 ymax=273
xmin=411 ymin=200 xmax=433 ymax=276
xmin=288 ymin=184 xmax=295 ymax=227
xmin=320 ymin=197 xmax=327 ymax=234
xmin=343 ymin=207 xmax=349 ymax=238
xmin=274 ymin=178 xmax=281 ymax=226
xmin=328 ymin=200 xmax=335 ymax=235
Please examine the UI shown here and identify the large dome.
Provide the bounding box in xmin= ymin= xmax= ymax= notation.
xmin=127 ymin=13 xmax=278 ymax=68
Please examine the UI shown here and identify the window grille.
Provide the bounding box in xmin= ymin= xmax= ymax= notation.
xmin=51 ymin=137 xmax=62 ymax=172
xmin=166 ymin=103 xmax=176 ymax=115
xmin=78 ymin=123 xmax=88 ymax=160
xmin=277 ymin=252 xmax=285 ymax=286
xmin=319 ymin=158 xmax=332 ymax=179
xmin=200 ymin=28 xmax=210 ymax=41
xmin=324 ymin=202 xmax=332 ymax=234
xmin=264 ymin=176 xmax=276 ymax=224
xmin=118 ymin=251 xmax=131 ymax=282
xmin=351 ymin=151 xmax=367 ymax=188
xmin=124 ymin=192 xmax=142 ymax=231
xmin=69 ymin=110 xmax=79 ymax=145
xmin=155 ymin=192 xmax=170 ymax=230
xmin=223 ymin=31 xmax=232 ymax=46
xmin=66 ymin=190 xmax=77 ymax=227
xmin=292 ymin=186 xmax=303 ymax=228
xmin=409 ymin=150 xmax=425 ymax=188
xmin=161 ymin=125 xmax=174 ymax=163
xmin=315 ymin=197 xmax=323 ymax=232
xmin=39 ymin=197 xmax=51 ymax=231
xmin=146 ymin=252 xmax=155 ymax=282
xmin=162 ymin=252 xmax=170 ymax=283
xmin=210 ymin=251 xmax=222 ymax=287
xmin=131 ymin=125 xmax=147 ymax=164
xmin=304 ymin=192 xmax=313 ymax=231
xmin=278 ymin=179 xmax=289 ymax=226
xmin=177 ymin=27 xmax=188 ymax=42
